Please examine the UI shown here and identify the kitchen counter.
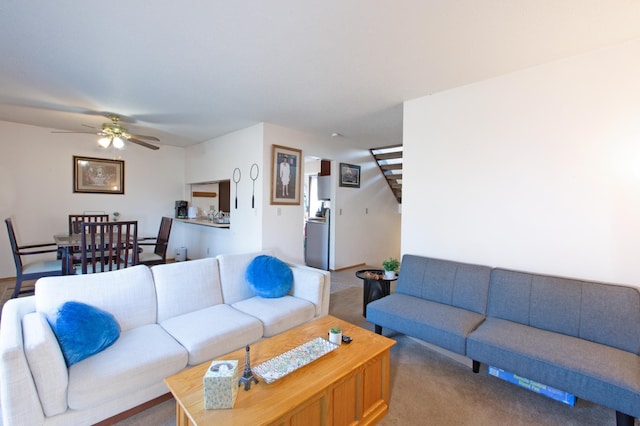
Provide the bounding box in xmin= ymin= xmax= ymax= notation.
xmin=174 ymin=218 xmax=230 ymax=228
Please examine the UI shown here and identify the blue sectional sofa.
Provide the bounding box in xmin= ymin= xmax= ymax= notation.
xmin=366 ymin=254 xmax=640 ymax=426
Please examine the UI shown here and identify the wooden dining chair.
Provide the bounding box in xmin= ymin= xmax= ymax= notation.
xmin=66 ymin=214 xmax=110 ymax=266
xmin=138 ymin=217 xmax=173 ymax=266
xmin=5 ymin=218 xmax=63 ymax=298
xmin=68 ymin=214 xmax=109 ymax=234
xmin=78 ymin=221 xmax=139 ymax=274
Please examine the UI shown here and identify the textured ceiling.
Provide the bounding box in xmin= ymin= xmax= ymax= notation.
xmin=1 ymin=1 xmax=640 ymax=149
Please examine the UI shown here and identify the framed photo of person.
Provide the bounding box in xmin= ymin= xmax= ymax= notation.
xmin=271 ymin=144 xmax=302 ymax=205
xmin=339 ymin=163 xmax=360 ymax=188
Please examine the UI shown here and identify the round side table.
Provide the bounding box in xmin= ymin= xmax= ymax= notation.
xmin=355 ymin=269 xmax=397 ymax=317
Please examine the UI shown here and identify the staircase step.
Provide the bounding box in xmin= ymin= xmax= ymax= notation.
xmin=370 ymin=144 xmax=402 ymax=204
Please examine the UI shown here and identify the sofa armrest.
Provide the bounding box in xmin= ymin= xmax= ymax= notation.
xmin=288 ymin=263 xmax=331 ymax=317
xmin=0 ymin=297 xmax=47 ymax=425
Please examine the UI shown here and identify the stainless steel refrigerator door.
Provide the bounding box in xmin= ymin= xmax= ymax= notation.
xmin=305 ymin=220 xmax=329 ymax=270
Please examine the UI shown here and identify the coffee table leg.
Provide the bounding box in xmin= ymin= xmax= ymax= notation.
xmin=176 ymin=402 xmax=191 ymax=426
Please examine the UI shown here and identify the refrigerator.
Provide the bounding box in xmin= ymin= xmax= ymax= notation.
xmin=305 ymin=213 xmax=329 ymax=270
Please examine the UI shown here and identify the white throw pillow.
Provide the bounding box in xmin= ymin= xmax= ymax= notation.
xmin=22 ymin=312 xmax=69 ymax=416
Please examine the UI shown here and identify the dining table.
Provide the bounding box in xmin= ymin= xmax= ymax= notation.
xmin=54 ymin=233 xmax=81 ymax=275
xmin=54 ymin=232 xmax=135 ymax=275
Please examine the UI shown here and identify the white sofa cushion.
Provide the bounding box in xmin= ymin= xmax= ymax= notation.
xmin=217 ymin=250 xmax=271 ymax=304
xmin=290 ymin=267 xmax=325 ymax=316
xmin=67 ymin=324 xmax=187 ymax=410
xmin=152 ymin=258 xmax=224 ymax=322
xmin=232 ymin=295 xmax=316 ymax=337
xmin=160 ymin=304 xmax=263 ymax=365
xmin=22 ymin=312 xmax=68 ymax=417
xmin=35 ymin=265 xmax=157 ymax=331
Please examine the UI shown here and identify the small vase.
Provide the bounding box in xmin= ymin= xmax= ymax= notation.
xmin=384 ymin=270 xmax=395 ymax=279
xmin=329 ymin=330 xmax=342 ymax=346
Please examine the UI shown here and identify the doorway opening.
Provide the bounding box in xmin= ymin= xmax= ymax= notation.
xmin=303 ymin=157 xmax=332 ymax=270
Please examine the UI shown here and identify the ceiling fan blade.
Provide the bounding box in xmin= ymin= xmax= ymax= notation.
xmin=129 ymin=133 xmax=160 ymax=142
xmin=128 ymin=137 xmax=160 ymax=150
xmin=51 ymin=131 xmax=97 ymax=134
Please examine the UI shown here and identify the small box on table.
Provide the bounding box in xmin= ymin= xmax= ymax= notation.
xmin=488 ymin=366 xmax=576 ymax=406
xmin=203 ymin=360 xmax=239 ymax=409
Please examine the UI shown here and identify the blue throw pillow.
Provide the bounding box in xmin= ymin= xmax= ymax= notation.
xmin=48 ymin=301 xmax=120 ymax=367
xmin=245 ymin=255 xmax=293 ymax=298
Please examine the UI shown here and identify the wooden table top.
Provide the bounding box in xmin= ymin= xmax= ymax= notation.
xmin=164 ymin=315 xmax=396 ymax=425
xmin=53 ymin=232 xmax=132 ymax=246
xmin=53 ymin=233 xmax=80 ymax=246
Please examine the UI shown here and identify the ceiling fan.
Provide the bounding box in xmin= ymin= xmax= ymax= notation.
xmin=53 ymin=115 xmax=160 ymax=150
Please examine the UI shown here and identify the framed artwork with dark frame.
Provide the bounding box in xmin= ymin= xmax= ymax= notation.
xmin=339 ymin=163 xmax=361 ymax=188
xmin=270 ymin=144 xmax=302 ymax=205
xmin=73 ymin=156 xmax=125 ymax=194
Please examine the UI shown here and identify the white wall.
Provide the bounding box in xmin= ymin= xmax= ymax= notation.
xmin=0 ymin=121 xmax=185 ymax=278
xmin=181 ymin=124 xmax=264 ymax=257
xmin=262 ymin=124 xmax=401 ymax=269
xmin=403 ymin=38 xmax=640 ymax=286
xmin=183 ymin=122 xmax=401 ymax=268
xmin=1 ymin=119 xmax=401 ymax=278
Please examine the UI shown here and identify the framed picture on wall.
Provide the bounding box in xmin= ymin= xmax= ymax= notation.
xmin=73 ymin=156 xmax=125 ymax=194
xmin=339 ymin=163 xmax=360 ymax=188
xmin=270 ymin=144 xmax=302 ymax=205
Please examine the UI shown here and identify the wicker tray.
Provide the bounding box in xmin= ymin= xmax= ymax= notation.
xmin=252 ymin=337 xmax=338 ymax=384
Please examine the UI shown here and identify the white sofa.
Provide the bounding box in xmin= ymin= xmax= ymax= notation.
xmin=0 ymin=251 xmax=330 ymax=426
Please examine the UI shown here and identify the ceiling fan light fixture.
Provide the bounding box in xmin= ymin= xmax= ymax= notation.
xmin=61 ymin=114 xmax=160 ymax=150
xmin=112 ymin=136 xmax=125 ymax=150
xmin=98 ymin=136 xmax=111 ymax=148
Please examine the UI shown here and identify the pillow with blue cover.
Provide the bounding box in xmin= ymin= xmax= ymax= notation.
xmin=245 ymin=255 xmax=293 ymax=298
xmin=48 ymin=301 xmax=120 ymax=366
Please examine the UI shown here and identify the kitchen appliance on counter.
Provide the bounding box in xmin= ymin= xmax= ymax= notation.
xmin=187 ymin=206 xmax=198 ymax=219
xmin=175 ymin=200 xmax=188 ymax=219
xmin=315 ymin=201 xmax=329 ymax=218
xmin=305 ymin=209 xmax=330 ymax=270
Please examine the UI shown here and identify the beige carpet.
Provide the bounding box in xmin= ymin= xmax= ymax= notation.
xmin=112 ymin=285 xmax=621 ymax=426
xmin=0 ymin=272 xmax=633 ymax=425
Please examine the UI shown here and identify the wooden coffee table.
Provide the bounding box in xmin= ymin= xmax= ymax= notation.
xmin=164 ymin=315 xmax=396 ymax=426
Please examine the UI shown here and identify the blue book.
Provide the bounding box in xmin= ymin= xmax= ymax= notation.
xmin=488 ymin=366 xmax=576 ymax=406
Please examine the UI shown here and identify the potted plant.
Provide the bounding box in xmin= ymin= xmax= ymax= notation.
xmin=329 ymin=327 xmax=342 ymax=345
xmin=382 ymin=258 xmax=400 ymax=279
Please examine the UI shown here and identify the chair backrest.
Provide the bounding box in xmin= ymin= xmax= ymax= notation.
xmin=80 ymin=221 xmax=138 ymax=274
xmin=154 ymin=217 xmax=173 ymax=258
xmin=4 ymin=218 xmax=23 ymax=272
xmin=68 ymin=214 xmax=109 ymax=235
